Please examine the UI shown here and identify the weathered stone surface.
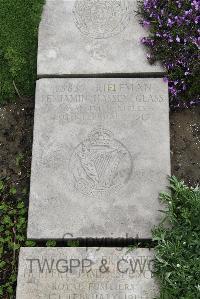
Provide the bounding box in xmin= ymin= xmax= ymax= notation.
xmin=37 ymin=0 xmax=164 ymax=76
xmin=16 ymin=247 xmax=158 ymax=299
xmin=27 ymin=78 xmax=170 ymax=239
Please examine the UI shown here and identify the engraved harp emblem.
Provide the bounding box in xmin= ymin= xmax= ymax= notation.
xmin=69 ymin=128 xmax=132 ymax=195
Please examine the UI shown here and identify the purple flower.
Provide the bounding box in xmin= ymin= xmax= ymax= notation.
xmin=195 ymin=16 xmax=200 ymax=24
xmin=140 ymin=37 xmax=154 ymax=47
xmin=138 ymin=0 xmax=200 ymax=108
xmin=191 ymin=0 xmax=200 ymax=11
xmin=182 ymin=84 xmax=186 ymax=91
xmin=156 ymin=32 xmax=161 ymax=37
xmin=167 ymin=18 xmax=174 ymax=27
xmin=176 ymin=0 xmax=182 ymax=8
xmin=169 ymin=86 xmax=177 ymax=96
xmin=142 ymin=20 xmax=151 ymax=29
xmin=146 ymin=53 xmax=151 ymax=59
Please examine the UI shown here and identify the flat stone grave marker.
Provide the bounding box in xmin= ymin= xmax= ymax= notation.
xmin=16 ymin=247 xmax=158 ymax=299
xmin=37 ymin=0 xmax=163 ymax=76
xmin=28 ymin=78 xmax=170 ymax=239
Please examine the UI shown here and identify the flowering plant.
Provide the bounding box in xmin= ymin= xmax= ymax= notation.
xmin=138 ymin=0 xmax=200 ymax=109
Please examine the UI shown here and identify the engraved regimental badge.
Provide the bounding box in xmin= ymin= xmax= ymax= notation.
xmin=69 ymin=128 xmax=132 ymax=195
xmin=73 ymin=0 xmax=131 ymax=39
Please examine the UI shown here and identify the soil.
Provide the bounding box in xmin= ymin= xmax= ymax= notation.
xmin=0 ymin=97 xmax=200 ymax=191
xmin=170 ymin=107 xmax=200 ymax=186
xmin=0 ymin=97 xmax=34 ymax=190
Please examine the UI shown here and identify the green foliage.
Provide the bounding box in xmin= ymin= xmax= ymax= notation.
xmin=0 ymin=177 xmax=29 ymax=298
xmin=153 ymin=176 xmax=200 ymax=298
xmin=46 ymin=240 xmax=57 ymax=247
xmin=0 ymin=0 xmax=44 ymax=103
xmin=67 ymin=240 xmax=80 ymax=247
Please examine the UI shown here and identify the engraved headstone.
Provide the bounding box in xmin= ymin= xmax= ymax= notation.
xmin=28 ymin=78 xmax=170 ymax=239
xmin=16 ymin=247 xmax=159 ymax=299
xmin=37 ymin=0 xmax=163 ymax=76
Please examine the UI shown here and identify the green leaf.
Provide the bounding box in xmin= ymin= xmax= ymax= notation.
xmin=0 ymin=181 xmax=4 ymax=192
xmin=17 ymin=202 xmax=25 ymax=209
xmin=46 ymin=240 xmax=57 ymax=247
xmin=25 ymin=240 xmax=36 ymax=247
xmin=0 ymin=261 xmax=6 ymax=269
xmin=10 ymin=187 xmax=17 ymax=195
xmin=16 ymin=153 xmax=24 ymax=166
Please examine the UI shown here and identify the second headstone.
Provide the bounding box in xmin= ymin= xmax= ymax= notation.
xmin=28 ymin=78 xmax=170 ymax=239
